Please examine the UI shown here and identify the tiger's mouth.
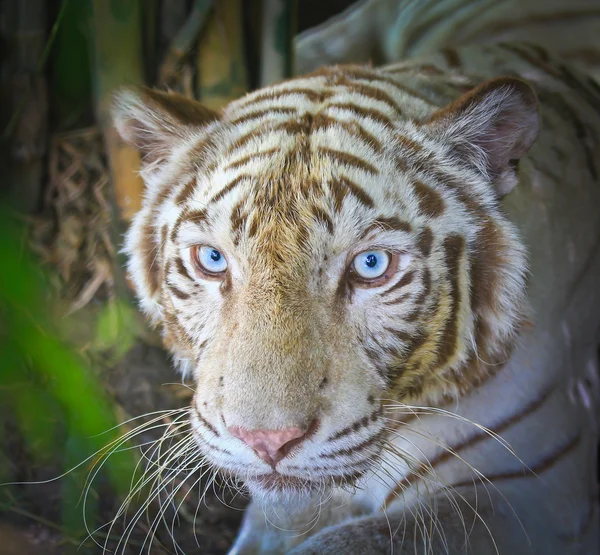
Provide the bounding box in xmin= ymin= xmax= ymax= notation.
xmin=251 ymin=472 xmax=319 ymax=491
xmin=245 ymin=466 xmax=368 ymax=495
xmin=190 ymin=406 xmax=385 ymax=499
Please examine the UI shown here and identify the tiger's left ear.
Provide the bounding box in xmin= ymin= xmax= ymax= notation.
xmin=112 ymin=87 xmax=219 ymax=167
xmin=425 ymin=77 xmax=539 ymax=197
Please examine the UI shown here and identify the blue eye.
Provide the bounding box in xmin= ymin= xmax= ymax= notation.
xmin=194 ymin=245 xmax=228 ymax=274
xmin=352 ymin=250 xmax=390 ymax=279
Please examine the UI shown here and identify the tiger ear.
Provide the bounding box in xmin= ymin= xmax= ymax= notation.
xmin=112 ymin=87 xmax=219 ymax=165
xmin=425 ymin=77 xmax=539 ymax=197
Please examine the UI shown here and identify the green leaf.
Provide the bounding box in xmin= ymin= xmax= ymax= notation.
xmin=14 ymin=387 xmax=65 ymax=466
xmin=61 ymin=433 xmax=98 ymax=553
xmin=93 ymin=297 xmax=138 ymax=360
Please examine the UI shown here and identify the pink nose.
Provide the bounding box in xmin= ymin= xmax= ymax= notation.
xmin=228 ymin=424 xmax=313 ymax=466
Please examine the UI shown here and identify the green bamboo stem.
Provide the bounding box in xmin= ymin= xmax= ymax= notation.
xmin=196 ymin=0 xmax=248 ymax=108
xmin=89 ymin=0 xmax=145 ymax=222
xmin=259 ymin=0 xmax=297 ymax=87
xmin=88 ymin=0 xmax=146 ymax=304
xmin=50 ymin=0 xmax=93 ymax=130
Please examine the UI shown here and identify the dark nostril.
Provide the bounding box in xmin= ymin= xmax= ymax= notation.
xmin=228 ymin=419 xmax=318 ymax=466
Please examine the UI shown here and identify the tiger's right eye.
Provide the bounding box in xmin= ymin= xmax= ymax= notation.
xmin=352 ymin=250 xmax=391 ymax=279
xmin=348 ymin=249 xmax=401 ymax=288
xmin=191 ymin=245 xmax=228 ymax=278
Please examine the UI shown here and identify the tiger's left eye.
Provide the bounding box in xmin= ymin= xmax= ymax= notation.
xmin=191 ymin=245 xmax=228 ymax=277
xmin=352 ymin=250 xmax=391 ymax=280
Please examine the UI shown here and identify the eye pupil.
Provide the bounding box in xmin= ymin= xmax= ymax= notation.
xmin=365 ymin=254 xmax=378 ymax=268
xmin=210 ymin=250 xmax=221 ymax=262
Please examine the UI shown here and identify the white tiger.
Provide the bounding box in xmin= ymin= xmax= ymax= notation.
xmin=112 ymin=30 xmax=600 ymax=555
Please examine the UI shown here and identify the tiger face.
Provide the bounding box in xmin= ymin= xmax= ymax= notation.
xmin=113 ymin=67 xmax=538 ymax=500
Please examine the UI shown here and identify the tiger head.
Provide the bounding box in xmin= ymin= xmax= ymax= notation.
xmin=113 ymin=67 xmax=538 ymax=500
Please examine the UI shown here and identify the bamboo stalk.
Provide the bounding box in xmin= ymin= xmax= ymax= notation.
xmin=2 ymin=0 xmax=49 ymax=213
xmin=241 ymin=0 xmax=264 ymax=91
xmin=259 ymin=0 xmax=297 ymax=87
xmin=50 ymin=0 xmax=93 ymax=130
xmin=88 ymin=0 xmax=145 ymax=222
xmin=196 ymin=0 xmax=248 ymax=109
xmin=142 ymin=0 xmax=159 ymax=84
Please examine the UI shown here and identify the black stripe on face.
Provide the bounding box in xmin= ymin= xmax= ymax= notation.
xmin=329 ymin=176 xmax=375 ymax=211
xmin=404 ymin=308 xmax=421 ymax=322
xmin=413 ymin=181 xmax=445 ymax=218
xmin=384 ymin=328 xmax=427 ymax=386
xmin=363 ymin=345 xmax=388 ymax=378
xmin=381 ymin=292 xmax=411 ymax=306
xmin=194 ymin=407 xmax=220 ymax=437
xmin=224 ymin=147 xmax=280 ymax=171
xmin=311 ymin=205 xmax=334 ymax=234
xmin=361 ymin=216 xmax=412 ymax=239
xmin=230 ymin=198 xmax=248 ymax=246
xmin=312 ymin=112 xmax=383 ymax=153
xmin=345 ymin=82 xmax=403 ymax=116
xmin=175 ymin=256 xmax=194 ymax=282
xmin=318 ymin=147 xmax=379 ymax=175
xmin=229 ymin=107 xmax=297 ymax=126
xmin=326 ymin=407 xmax=383 ymax=442
xmin=436 ymin=234 xmax=465 ymax=367
xmin=414 ymin=267 xmax=431 ymax=305
xmin=320 ymin=429 xmax=384 ymax=459
xmin=168 ymin=283 xmax=191 ymax=300
xmin=383 ymin=326 xmax=413 ymax=344
xmin=226 ymin=117 xmax=311 ymax=155
xmin=325 ymin=102 xmax=394 ymax=128
xmin=338 ymin=66 xmax=439 ymax=106
xmin=236 ymin=87 xmax=334 ymax=107
xmin=207 ymin=174 xmax=251 ymax=206
xmin=171 ymin=208 xmax=208 ymax=242
xmin=160 ymin=224 xmax=168 ymax=258
xmin=381 ymin=270 xmax=416 ymax=297
xmin=415 ymin=227 xmax=434 ymax=258
xmin=175 ymin=178 xmax=198 ymax=206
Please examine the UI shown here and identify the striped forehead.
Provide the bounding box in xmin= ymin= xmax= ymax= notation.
xmin=180 ymin=66 xmax=443 ymax=212
xmin=170 ymin=68 xmax=464 ymax=275
xmin=203 ymin=78 xmax=409 ymax=201
xmin=188 ymin=138 xmax=384 ymax=278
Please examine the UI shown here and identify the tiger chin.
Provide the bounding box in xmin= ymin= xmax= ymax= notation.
xmin=112 ymin=45 xmax=600 ymax=555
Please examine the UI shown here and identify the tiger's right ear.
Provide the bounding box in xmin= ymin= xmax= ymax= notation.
xmin=112 ymin=87 xmax=219 ymax=165
xmin=424 ymin=78 xmax=539 ymax=197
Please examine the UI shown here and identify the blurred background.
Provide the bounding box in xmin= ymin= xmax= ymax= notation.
xmin=1 ymin=0 xmax=599 ymax=554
